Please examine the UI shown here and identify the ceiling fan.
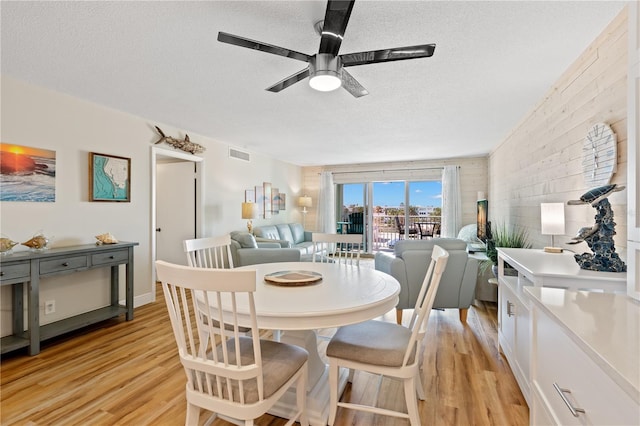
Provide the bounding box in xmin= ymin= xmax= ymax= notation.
xmin=217 ymin=0 xmax=436 ymax=98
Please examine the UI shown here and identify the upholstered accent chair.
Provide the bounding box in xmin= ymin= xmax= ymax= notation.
xmin=374 ymin=238 xmax=478 ymax=323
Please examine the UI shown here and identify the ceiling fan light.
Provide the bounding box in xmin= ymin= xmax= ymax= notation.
xmin=309 ymin=73 xmax=342 ymax=92
xmin=309 ymin=53 xmax=342 ymax=92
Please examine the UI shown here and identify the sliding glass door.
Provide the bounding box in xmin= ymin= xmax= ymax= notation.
xmin=337 ymin=180 xmax=441 ymax=253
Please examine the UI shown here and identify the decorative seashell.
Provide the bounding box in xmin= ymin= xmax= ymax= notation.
xmin=0 ymin=237 xmax=18 ymax=253
xmin=22 ymin=234 xmax=49 ymax=250
xmin=95 ymin=233 xmax=118 ymax=245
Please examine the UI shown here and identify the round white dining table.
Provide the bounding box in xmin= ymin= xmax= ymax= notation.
xmin=235 ymin=261 xmax=400 ymax=329
xmin=233 ymin=261 xmax=400 ymax=426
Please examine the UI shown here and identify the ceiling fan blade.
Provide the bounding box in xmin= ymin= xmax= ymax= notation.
xmin=341 ymin=43 xmax=436 ymax=67
xmin=266 ymin=68 xmax=310 ymax=92
xmin=318 ymin=0 xmax=355 ymax=56
xmin=218 ymin=32 xmax=311 ymax=63
xmin=341 ymin=69 xmax=368 ymax=98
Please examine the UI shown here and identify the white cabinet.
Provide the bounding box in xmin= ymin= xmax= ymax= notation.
xmin=497 ymin=248 xmax=626 ymax=292
xmin=498 ymin=275 xmax=531 ymax=405
xmin=495 ymin=248 xmax=628 ymax=408
xmin=527 ymin=287 xmax=639 ymax=425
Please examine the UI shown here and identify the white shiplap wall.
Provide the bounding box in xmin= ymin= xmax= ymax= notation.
xmin=488 ymin=7 xmax=628 ymax=253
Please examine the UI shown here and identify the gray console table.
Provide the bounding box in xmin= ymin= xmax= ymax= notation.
xmin=0 ymin=241 xmax=138 ymax=355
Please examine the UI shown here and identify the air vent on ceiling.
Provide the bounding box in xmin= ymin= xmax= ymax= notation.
xmin=229 ymin=147 xmax=250 ymax=162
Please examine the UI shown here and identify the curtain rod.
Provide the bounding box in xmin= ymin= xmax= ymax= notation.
xmin=329 ymin=166 xmax=448 ymax=175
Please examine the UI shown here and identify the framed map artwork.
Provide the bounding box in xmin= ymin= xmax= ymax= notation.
xmin=89 ymin=152 xmax=131 ymax=202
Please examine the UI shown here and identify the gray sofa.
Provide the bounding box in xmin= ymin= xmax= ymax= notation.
xmin=374 ymin=238 xmax=478 ymax=323
xmin=252 ymin=223 xmax=315 ymax=255
xmin=229 ymin=231 xmax=300 ymax=267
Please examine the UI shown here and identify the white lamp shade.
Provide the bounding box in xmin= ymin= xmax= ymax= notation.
xmin=298 ymin=196 xmax=312 ymax=208
xmin=242 ymin=202 xmax=258 ymax=219
xmin=541 ymin=203 xmax=565 ymax=235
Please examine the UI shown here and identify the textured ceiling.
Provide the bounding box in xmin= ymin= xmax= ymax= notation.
xmin=1 ymin=1 xmax=626 ymax=166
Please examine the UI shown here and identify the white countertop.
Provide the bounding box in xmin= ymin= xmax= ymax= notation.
xmin=498 ymin=248 xmax=626 ymax=283
xmin=525 ymin=286 xmax=640 ymax=404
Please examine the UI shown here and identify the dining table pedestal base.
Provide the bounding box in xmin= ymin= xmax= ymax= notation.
xmin=269 ymin=329 xmax=349 ymax=425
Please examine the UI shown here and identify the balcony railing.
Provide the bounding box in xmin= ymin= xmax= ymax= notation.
xmin=370 ymin=214 xmax=441 ymax=252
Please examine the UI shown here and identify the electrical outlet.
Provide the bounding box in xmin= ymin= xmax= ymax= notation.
xmin=44 ymin=300 xmax=55 ymax=315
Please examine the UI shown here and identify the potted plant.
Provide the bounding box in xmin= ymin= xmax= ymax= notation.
xmin=480 ymin=222 xmax=532 ymax=277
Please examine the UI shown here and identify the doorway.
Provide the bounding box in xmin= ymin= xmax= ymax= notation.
xmin=151 ymin=147 xmax=204 ymax=290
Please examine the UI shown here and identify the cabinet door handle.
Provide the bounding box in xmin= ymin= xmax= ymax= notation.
xmin=0 ymin=271 xmax=4 ymax=276
xmin=109 ymin=255 xmax=115 ymax=259
xmin=507 ymin=301 xmax=515 ymax=317
xmin=62 ymin=262 xmax=70 ymax=267
xmin=553 ymin=382 xmax=585 ymax=417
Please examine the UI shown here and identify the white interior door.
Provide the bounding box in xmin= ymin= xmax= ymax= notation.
xmin=156 ymin=161 xmax=196 ymax=265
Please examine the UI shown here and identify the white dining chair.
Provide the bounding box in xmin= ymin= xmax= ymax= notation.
xmin=184 ymin=234 xmax=234 ymax=269
xmin=184 ymin=234 xmax=252 ymax=346
xmin=325 ymin=245 xmax=449 ymax=426
xmin=312 ymin=233 xmax=363 ymax=266
xmin=155 ymin=260 xmax=309 ymax=426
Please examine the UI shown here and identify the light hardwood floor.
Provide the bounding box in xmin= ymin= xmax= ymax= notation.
xmin=1 ymin=285 xmax=528 ymax=425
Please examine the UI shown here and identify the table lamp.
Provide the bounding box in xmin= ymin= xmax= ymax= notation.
xmin=541 ymin=203 xmax=565 ymax=253
xmin=242 ymin=202 xmax=258 ymax=233
xmin=298 ymin=196 xmax=312 ymax=227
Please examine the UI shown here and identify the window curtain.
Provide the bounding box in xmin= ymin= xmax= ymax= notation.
xmin=441 ymin=165 xmax=462 ymax=238
xmin=317 ymin=171 xmax=335 ymax=233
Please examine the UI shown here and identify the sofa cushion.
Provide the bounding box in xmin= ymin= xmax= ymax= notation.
xmin=275 ymin=224 xmax=294 ymax=244
xmin=254 ymin=225 xmax=281 ymax=241
xmin=230 ymin=231 xmax=258 ymax=248
xmin=295 ymin=241 xmax=315 ymax=255
xmin=289 ymin=223 xmax=305 ymax=244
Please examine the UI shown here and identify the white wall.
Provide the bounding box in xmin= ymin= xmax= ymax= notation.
xmin=488 ymin=8 xmax=628 ymax=253
xmin=0 ymin=76 xmax=303 ymax=335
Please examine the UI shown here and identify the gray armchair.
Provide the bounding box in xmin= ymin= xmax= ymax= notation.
xmin=374 ymin=238 xmax=478 ymax=323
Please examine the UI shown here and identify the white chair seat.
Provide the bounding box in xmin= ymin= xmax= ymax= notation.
xmin=326 ymin=320 xmax=415 ymax=367
xmin=211 ymin=336 xmax=308 ymax=403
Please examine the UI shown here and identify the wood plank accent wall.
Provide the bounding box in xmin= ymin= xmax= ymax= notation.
xmin=301 ymin=157 xmax=488 ymax=233
xmin=488 ymin=7 xmax=629 ymax=252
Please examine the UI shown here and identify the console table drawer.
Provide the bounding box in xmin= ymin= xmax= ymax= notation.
xmin=92 ymin=249 xmax=129 ymax=266
xmin=39 ymin=256 xmax=88 ymax=275
xmin=0 ymin=262 xmax=30 ymax=282
xmin=533 ymin=307 xmax=637 ymax=425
